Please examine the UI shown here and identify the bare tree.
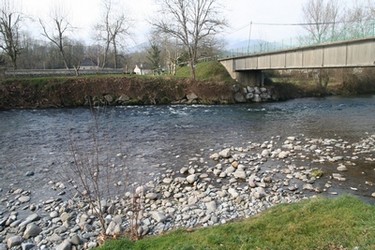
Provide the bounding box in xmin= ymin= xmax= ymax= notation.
xmin=0 ymin=0 xmax=22 ymax=69
xmin=39 ymin=4 xmax=73 ymax=69
xmin=152 ymin=0 xmax=227 ymax=80
xmin=343 ymin=1 xmax=374 ymax=38
xmin=95 ymin=0 xmax=131 ymax=69
xmin=302 ymin=0 xmax=342 ymax=43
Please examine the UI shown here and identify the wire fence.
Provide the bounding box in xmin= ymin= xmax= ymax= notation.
xmin=221 ymin=20 xmax=375 ymax=58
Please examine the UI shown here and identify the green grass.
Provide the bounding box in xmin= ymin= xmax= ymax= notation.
xmin=176 ymin=61 xmax=234 ymax=82
xmin=98 ymin=195 xmax=375 ymax=250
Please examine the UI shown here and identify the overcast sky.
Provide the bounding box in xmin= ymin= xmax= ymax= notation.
xmin=20 ymin=0 xmax=369 ymax=48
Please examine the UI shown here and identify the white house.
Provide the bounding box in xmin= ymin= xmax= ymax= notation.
xmin=134 ymin=63 xmax=153 ymax=75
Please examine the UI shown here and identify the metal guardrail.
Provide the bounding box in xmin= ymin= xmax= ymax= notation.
xmin=221 ymin=20 xmax=375 ymax=59
xmin=4 ymin=68 xmax=126 ymax=77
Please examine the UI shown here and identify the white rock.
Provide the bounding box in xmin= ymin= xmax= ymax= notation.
xmin=162 ymin=178 xmax=173 ymax=184
xmin=228 ymin=188 xmax=239 ymax=198
xmin=219 ymin=148 xmax=231 ymax=158
xmin=261 ymin=149 xmax=270 ymax=157
xmin=209 ymin=153 xmax=220 ymax=161
xmin=278 ymin=151 xmax=289 ymax=159
xmin=146 ymin=193 xmax=158 ymax=200
xmin=18 ymin=196 xmax=30 ymax=203
xmin=225 ymin=166 xmax=235 ymax=174
xmin=233 ymin=170 xmax=247 ymax=179
xmin=337 ymin=164 xmax=348 ymax=172
xmin=180 ymin=167 xmax=189 ymax=174
xmin=205 ymin=201 xmax=217 ymax=213
xmin=151 ymin=212 xmax=166 ymax=223
xmin=186 ymin=174 xmax=197 ymax=184
xmin=106 ymin=221 xmax=122 ymax=236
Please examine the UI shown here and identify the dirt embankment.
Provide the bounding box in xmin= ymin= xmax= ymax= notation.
xmin=0 ymin=77 xmax=237 ymax=109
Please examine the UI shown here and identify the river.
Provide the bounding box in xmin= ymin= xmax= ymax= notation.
xmin=1 ymin=96 xmax=375 ymax=207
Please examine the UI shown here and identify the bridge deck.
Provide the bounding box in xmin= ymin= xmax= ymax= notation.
xmin=220 ymin=37 xmax=375 ymax=71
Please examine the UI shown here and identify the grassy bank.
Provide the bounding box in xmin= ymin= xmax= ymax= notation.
xmin=98 ymin=196 xmax=375 ymax=250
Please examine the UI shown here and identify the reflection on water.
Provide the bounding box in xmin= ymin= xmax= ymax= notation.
xmin=0 ymin=96 xmax=374 ymax=202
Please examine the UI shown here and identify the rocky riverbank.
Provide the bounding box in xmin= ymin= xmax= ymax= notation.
xmin=0 ymin=133 xmax=374 ymax=249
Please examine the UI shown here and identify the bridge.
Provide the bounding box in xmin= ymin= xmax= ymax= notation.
xmin=219 ymin=37 xmax=375 ymax=86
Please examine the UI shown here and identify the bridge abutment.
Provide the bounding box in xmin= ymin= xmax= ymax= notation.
xmin=220 ymin=59 xmax=264 ymax=86
xmin=236 ymin=70 xmax=264 ymax=86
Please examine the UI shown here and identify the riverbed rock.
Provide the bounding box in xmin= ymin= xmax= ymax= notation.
xmin=56 ymin=239 xmax=72 ymax=250
xmin=19 ymin=213 xmax=40 ymax=227
xmin=18 ymin=196 xmax=30 ymax=203
xmin=234 ymin=92 xmax=246 ymax=103
xmin=146 ymin=193 xmax=158 ymax=200
xmin=186 ymin=174 xmax=197 ymax=184
xmin=187 ymin=93 xmax=198 ymax=102
xmin=219 ymin=148 xmax=231 ymax=158
xmin=233 ymin=169 xmax=247 ymax=179
xmin=151 ymin=212 xmax=167 ymax=223
xmin=7 ymin=235 xmax=23 ymax=248
xmin=278 ymin=151 xmax=289 ymax=159
xmin=337 ymin=164 xmax=348 ymax=172
xmin=23 ymin=223 xmax=42 ymax=239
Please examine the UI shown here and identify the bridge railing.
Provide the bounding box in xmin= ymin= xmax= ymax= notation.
xmin=222 ymin=20 xmax=375 ymax=58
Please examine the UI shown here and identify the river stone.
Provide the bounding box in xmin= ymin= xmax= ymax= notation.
xmin=372 ymin=193 xmax=375 ymax=198
xmin=60 ymin=212 xmax=71 ymax=222
xmin=205 ymin=201 xmax=217 ymax=213
xmin=180 ymin=167 xmax=189 ymax=174
xmin=7 ymin=235 xmax=23 ymax=248
xmin=187 ymin=92 xmax=198 ymax=101
xmin=25 ymin=171 xmax=34 ymax=177
xmin=50 ymin=211 xmax=59 ymax=218
xmin=186 ymin=174 xmax=197 ymax=184
xmin=209 ymin=153 xmax=220 ymax=161
xmin=118 ymin=94 xmax=130 ymax=102
xmin=261 ymin=149 xmax=270 ymax=157
xmin=56 ymin=239 xmax=72 ymax=250
xmin=228 ymin=188 xmax=239 ymax=198
xmin=163 ymin=178 xmax=173 ymax=184
xmin=146 ymin=193 xmax=158 ymax=200
xmin=18 ymin=196 xmax=30 ymax=203
xmin=337 ymin=164 xmax=348 ymax=172
xmin=104 ymin=94 xmax=114 ymax=104
xmin=234 ymin=92 xmax=246 ymax=103
xmin=23 ymin=223 xmax=42 ymax=239
xmin=233 ymin=169 xmax=247 ymax=179
xmin=19 ymin=213 xmax=40 ymax=227
xmin=70 ymin=234 xmax=81 ymax=245
xmin=22 ymin=243 xmax=36 ymax=250
xmin=219 ymin=148 xmax=231 ymax=158
xmin=0 ymin=244 xmax=6 ymax=250
xmin=278 ymin=151 xmax=289 ymax=159
xmin=151 ymin=212 xmax=166 ymax=223
xmin=106 ymin=221 xmax=122 ymax=236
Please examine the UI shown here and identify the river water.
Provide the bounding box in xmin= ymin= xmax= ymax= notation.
xmin=1 ymin=96 xmax=375 ymax=205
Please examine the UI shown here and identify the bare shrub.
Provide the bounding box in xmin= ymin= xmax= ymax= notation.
xmin=62 ymin=106 xmax=144 ymax=241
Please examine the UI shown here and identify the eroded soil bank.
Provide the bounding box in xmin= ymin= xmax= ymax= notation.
xmin=0 ymin=76 xmax=318 ymax=109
